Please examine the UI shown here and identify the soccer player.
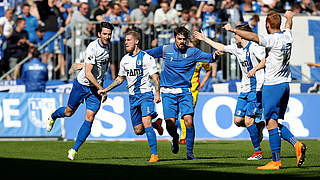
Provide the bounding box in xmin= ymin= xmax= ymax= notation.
xmin=193 ymin=24 xmax=266 ymax=160
xmin=179 ymin=38 xmax=213 ymax=145
xmin=224 ymin=11 xmax=307 ymax=169
xmin=145 ymin=26 xmax=216 ymax=160
xmin=98 ymin=29 xmax=163 ymax=163
xmin=46 ymin=22 xmax=113 ymax=160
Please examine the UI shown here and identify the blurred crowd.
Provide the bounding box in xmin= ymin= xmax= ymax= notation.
xmin=0 ymin=0 xmax=319 ymax=85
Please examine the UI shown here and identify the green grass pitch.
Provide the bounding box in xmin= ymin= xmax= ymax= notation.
xmin=0 ymin=140 xmax=319 ymax=178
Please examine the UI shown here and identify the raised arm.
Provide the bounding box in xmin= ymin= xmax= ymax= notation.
xmin=193 ymin=31 xmax=225 ymax=51
xmin=223 ymin=23 xmax=260 ymax=43
xmin=284 ymin=11 xmax=294 ymax=30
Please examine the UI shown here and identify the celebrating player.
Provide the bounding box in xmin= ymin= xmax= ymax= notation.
xmin=179 ymin=38 xmax=214 ymax=145
xmin=98 ymin=29 xmax=163 ymax=163
xmin=194 ymin=24 xmax=266 ymax=161
xmin=145 ymin=26 xmax=216 ymax=160
xmin=46 ymin=22 xmax=113 ymax=160
xmin=224 ymin=11 xmax=306 ymax=169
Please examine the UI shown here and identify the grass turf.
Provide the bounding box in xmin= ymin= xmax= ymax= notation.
xmin=0 ymin=140 xmax=319 ymax=178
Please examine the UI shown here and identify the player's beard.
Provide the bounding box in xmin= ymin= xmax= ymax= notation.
xmin=177 ymin=43 xmax=185 ymax=49
xmin=126 ymin=45 xmax=136 ymax=55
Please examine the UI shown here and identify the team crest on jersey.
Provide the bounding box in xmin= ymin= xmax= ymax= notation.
xmin=236 ymin=110 xmax=242 ymax=115
xmin=182 ymin=54 xmax=188 ymax=58
xmin=88 ymin=55 xmax=94 ymax=61
xmin=137 ymin=59 xmax=142 ymax=66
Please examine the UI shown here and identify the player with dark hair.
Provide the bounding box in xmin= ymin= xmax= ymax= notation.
xmin=145 ymin=26 xmax=216 ymax=160
xmin=98 ymin=29 xmax=163 ymax=162
xmin=46 ymin=22 xmax=114 ymax=160
xmin=224 ymin=11 xmax=306 ymax=170
xmin=194 ymin=24 xmax=266 ymax=161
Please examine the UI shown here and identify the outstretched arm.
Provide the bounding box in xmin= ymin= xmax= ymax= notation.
xmin=284 ymin=11 xmax=294 ymax=30
xmin=98 ymin=76 xmax=125 ymax=102
xmin=223 ymin=24 xmax=260 ymax=43
xmin=193 ymin=31 xmax=225 ymax=51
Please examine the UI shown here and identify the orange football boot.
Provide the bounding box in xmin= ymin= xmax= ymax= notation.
xmin=257 ymin=160 xmax=282 ymax=170
xmin=149 ymin=154 xmax=159 ymax=163
xmin=294 ymin=141 xmax=307 ymax=168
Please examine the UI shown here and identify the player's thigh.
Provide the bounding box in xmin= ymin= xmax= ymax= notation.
xmin=129 ymin=95 xmax=143 ymax=128
xmin=178 ymin=92 xmax=194 ymax=119
xmin=67 ymin=79 xmax=89 ymax=111
xmin=246 ymin=91 xmax=263 ymax=121
xmin=141 ymin=92 xmax=158 ymax=119
xmin=234 ymin=93 xmax=247 ymax=119
xmin=161 ymin=93 xmax=178 ymax=119
xmin=85 ymin=87 xmax=102 ymax=113
xmin=262 ymin=84 xmax=283 ymax=120
xmin=278 ymin=83 xmax=290 ymax=119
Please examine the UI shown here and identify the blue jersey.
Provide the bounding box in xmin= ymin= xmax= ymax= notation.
xmin=21 ymin=57 xmax=48 ymax=92
xmin=145 ymin=43 xmax=214 ymax=88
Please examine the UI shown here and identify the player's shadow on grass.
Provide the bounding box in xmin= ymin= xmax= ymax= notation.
xmin=1 ymin=157 xmax=319 ymax=179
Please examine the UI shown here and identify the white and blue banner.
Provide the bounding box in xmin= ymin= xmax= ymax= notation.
xmin=0 ymin=93 xmax=62 ymax=137
xmin=64 ymin=93 xmax=320 ymax=140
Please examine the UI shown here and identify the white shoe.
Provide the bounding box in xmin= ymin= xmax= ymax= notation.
xmin=46 ymin=111 xmax=55 ymax=132
xmin=68 ymin=149 xmax=77 ymax=160
xmin=247 ymin=151 xmax=263 ymax=160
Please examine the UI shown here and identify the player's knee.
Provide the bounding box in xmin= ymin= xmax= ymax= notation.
xmin=234 ymin=117 xmax=245 ymax=127
xmin=64 ymin=110 xmax=74 ymax=117
xmin=134 ymin=125 xmax=145 ymax=135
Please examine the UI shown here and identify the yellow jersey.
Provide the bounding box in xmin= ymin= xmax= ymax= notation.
xmin=191 ymin=62 xmax=212 ymax=92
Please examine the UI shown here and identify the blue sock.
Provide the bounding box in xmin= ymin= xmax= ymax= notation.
xmin=72 ymin=120 xmax=92 ymax=152
xmin=51 ymin=107 xmax=66 ymax=120
xmin=279 ymin=124 xmax=298 ymax=147
xmin=186 ymin=128 xmax=195 ymax=154
xmin=145 ymin=126 xmax=157 ymax=155
xmin=247 ymin=123 xmax=261 ymax=152
xmin=269 ymin=128 xmax=281 ymax=162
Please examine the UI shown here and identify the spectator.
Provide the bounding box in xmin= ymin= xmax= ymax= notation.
xmin=130 ymin=1 xmax=154 ymax=49
xmin=240 ymin=0 xmax=262 ymax=13
xmin=19 ymin=3 xmax=39 ymax=44
xmin=0 ymin=9 xmax=14 ymax=38
xmin=120 ymin=0 xmax=132 ymax=17
xmin=0 ymin=24 xmax=11 ymax=80
xmin=36 ymin=0 xmax=67 ymax=80
xmin=199 ymin=1 xmax=219 ymax=40
xmin=292 ymin=3 xmax=302 ymax=14
xmin=90 ymin=0 xmax=110 ymax=22
xmin=154 ymin=0 xmax=179 ymax=46
xmin=300 ymin=0 xmax=316 ymax=14
xmin=30 ymin=25 xmax=45 ymax=51
xmin=243 ymin=14 xmax=260 ymax=34
xmin=219 ymin=0 xmax=242 ymax=26
xmin=21 ymin=49 xmax=48 ymax=92
xmin=6 ymin=18 xmax=32 ymax=79
xmin=179 ymin=9 xmax=193 ymax=32
xmin=261 ymin=4 xmax=271 ymax=14
xmin=315 ymin=2 xmax=320 ymax=15
xmin=106 ymin=3 xmax=128 ymax=79
xmin=306 ymin=62 xmax=320 ymax=93
xmin=68 ymin=2 xmax=91 ymax=59
xmin=170 ymin=0 xmax=196 ymax=14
